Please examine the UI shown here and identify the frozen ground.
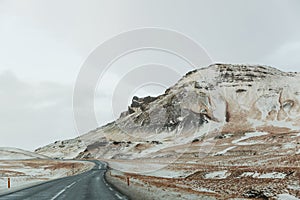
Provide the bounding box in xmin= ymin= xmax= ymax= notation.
xmin=103 ymin=148 xmax=300 ymax=199
xmin=0 ymin=160 xmax=94 ymax=195
xmin=232 ymin=132 xmax=269 ymax=145
xmin=0 ymin=147 xmax=50 ymax=160
xmin=277 ymin=194 xmax=300 ymax=200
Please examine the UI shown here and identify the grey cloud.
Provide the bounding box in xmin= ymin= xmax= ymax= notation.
xmin=0 ymin=71 xmax=77 ymax=150
xmin=0 ymin=0 xmax=300 ymax=149
xmin=261 ymin=42 xmax=300 ymax=70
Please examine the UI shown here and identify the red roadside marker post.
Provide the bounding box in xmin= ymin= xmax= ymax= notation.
xmin=8 ymin=178 xmax=10 ymax=189
xmin=127 ymin=177 xmax=130 ymax=186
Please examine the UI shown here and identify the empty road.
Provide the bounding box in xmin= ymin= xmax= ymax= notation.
xmin=0 ymin=160 xmax=127 ymax=200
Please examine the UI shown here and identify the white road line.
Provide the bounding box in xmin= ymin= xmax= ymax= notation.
xmin=115 ymin=193 xmax=123 ymax=199
xmin=67 ymin=182 xmax=76 ymax=188
xmin=50 ymin=181 xmax=76 ymax=200
xmin=109 ymin=187 xmax=113 ymax=191
xmin=50 ymin=189 xmax=66 ymax=200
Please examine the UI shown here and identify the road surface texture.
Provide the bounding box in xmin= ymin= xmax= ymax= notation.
xmin=0 ymin=160 xmax=128 ymax=200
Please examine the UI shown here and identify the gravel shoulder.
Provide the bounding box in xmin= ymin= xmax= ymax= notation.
xmin=105 ymin=168 xmax=217 ymax=200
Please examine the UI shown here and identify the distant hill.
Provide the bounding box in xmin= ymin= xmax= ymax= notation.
xmin=0 ymin=147 xmax=50 ymax=160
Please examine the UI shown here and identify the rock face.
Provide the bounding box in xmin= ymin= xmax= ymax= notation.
xmin=36 ymin=64 xmax=300 ymax=160
xmin=114 ymin=64 xmax=300 ymax=139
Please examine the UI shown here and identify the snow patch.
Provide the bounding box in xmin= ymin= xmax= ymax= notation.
xmin=192 ymin=187 xmax=216 ymax=193
xmin=291 ymin=133 xmax=300 ymax=138
xmin=232 ymin=132 xmax=269 ymax=145
xmin=146 ymin=169 xmax=190 ymax=178
xmin=204 ymin=170 xmax=230 ymax=179
xmin=282 ymin=142 xmax=296 ymax=149
xmin=277 ymin=194 xmax=300 ymax=200
xmin=240 ymin=172 xmax=286 ymax=179
xmin=214 ymin=146 xmax=236 ymax=156
xmin=288 ymin=184 xmax=300 ymax=191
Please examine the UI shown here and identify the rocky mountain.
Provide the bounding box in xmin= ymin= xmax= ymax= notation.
xmin=36 ymin=64 xmax=300 ymax=160
xmin=35 ymin=63 xmax=300 ymax=199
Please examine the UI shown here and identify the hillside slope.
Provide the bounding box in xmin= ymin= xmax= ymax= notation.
xmin=0 ymin=147 xmax=50 ymax=160
xmin=36 ymin=64 xmax=300 ymax=198
xmin=36 ymin=64 xmax=300 ymax=160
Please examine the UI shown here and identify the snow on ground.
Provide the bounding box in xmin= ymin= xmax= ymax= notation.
xmin=0 ymin=160 xmax=94 ymax=195
xmin=133 ymin=142 xmax=172 ymax=159
xmin=107 ymin=160 xmax=169 ymax=174
xmin=240 ymin=172 xmax=286 ymax=179
xmin=282 ymin=142 xmax=297 ymax=149
xmin=258 ymin=172 xmax=286 ymax=179
xmin=214 ymin=146 xmax=236 ymax=156
xmin=106 ymin=169 xmax=216 ymax=200
xmin=277 ymin=194 xmax=300 ymax=200
xmin=0 ymin=147 xmax=49 ymax=160
xmin=291 ymin=133 xmax=300 ymax=138
xmin=191 ymin=187 xmax=216 ymax=193
xmin=146 ymin=169 xmax=192 ymax=178
xmin=288 ymin=184 xmax=300 ymax=191
xmin=204 ymin=170 xmax=230 ymax=179
xmin=232 ymin=132 xmax=269 ymax=145
xmin=36 ymin=140 xmax=86 ymax=159
xmin=268 ymin=121 xmax=300 ymax=131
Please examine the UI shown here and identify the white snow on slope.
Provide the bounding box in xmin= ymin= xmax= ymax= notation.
xmin=291 ymin=133 xmax=300 ymax=138
xmin=146 ymin=169 xmax=190 ymax=178
xmin=0 ymin=147 xmax=49 ymax=160
xmin=282 ymin=142 xmax=296 ymax=149
xmin=35 ymin=139 xmax=86 ymax=159
xmin=277 ymin=194 xmax=300 ymax=200
xmin=204 ymin=170 xmax=230 ymax=179
xmin=232 ymin=132 xmax=269 ymax=145
xmin=288 ymin=184 xmax=300 ymax=191
xmin=214 ymin=146 xmax=236 ymax=156
xmin=240 ymin=172 xmax=286 ymax=179
xmin=192 ymin=187 xmax=216 ymax=193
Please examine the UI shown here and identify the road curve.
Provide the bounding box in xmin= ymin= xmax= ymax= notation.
xmin=0 ymin=160 xmax=128 ymax=200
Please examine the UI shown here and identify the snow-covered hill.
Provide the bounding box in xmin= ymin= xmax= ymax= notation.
xmin=35 ymin=64 xmax=300 ymax=199
xmin=0 ymin=147 xmax=50 ymax=160
xmin=36 ymin=64 xmax=300 ymax=160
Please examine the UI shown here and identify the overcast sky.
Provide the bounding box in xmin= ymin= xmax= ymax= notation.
xmin=1 ymin=0 xmax=300 ymax=150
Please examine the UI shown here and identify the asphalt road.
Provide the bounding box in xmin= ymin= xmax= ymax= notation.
xmin=0 ymin=160 xmax=128 ymax=200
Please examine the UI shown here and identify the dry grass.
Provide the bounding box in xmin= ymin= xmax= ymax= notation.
xmin=109 ymin=162 xmax=300 ymax=199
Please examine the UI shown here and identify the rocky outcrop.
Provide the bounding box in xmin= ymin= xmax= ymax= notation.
xmin=114 ymin=64 xmax=300 ymax=137
xmin=36 ymin=64 xmax=300 ymax=160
